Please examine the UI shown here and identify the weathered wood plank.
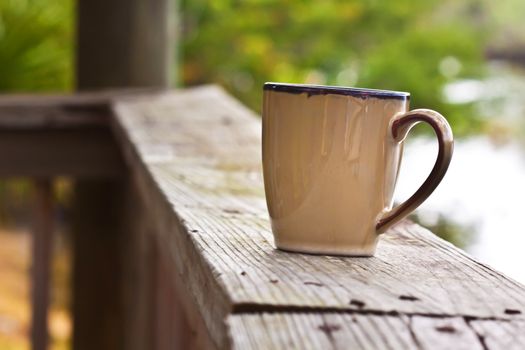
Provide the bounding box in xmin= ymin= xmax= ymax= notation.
xmin=0 ymin=89 xmax=157 ymax=129
xmin=111 ymin=85 xmax=525 ymax=348
xmin=111 ymin=87 xmax=525 ymax=345
xmin=410 ymin=316 xmax=483 ymax=350
xmin=228 ymin=314 xmax=525 ymax=350
xmin=469 ymin=319 xmax=525 ymax=349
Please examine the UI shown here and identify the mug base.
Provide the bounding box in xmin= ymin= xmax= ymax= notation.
xmin=275 ymin=241 xmax=376 ymax=257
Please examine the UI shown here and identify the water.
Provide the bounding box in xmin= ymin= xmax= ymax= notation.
xmin=396 ymin=137 xmax=525 ymax=283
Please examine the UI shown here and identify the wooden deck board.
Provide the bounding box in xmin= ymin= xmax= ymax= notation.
xmin=228 ymin=313 xmax=525 ymax=350
xmin=112 ymin=85 xmax=525 ymax=348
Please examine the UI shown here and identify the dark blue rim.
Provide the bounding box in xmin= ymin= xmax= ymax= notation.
xmin=264 ymin=82 xmax=410 ymax=100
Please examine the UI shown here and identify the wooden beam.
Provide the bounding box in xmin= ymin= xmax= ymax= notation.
xmin=0 ymin=128 xmax=123 ymax=178
xmin=228 ymin=313 xmax=525 ymax=349
xmin=76 ymin=0 xmax=175 ymax=90
xmin=31 ymin=180 xmax=54 ymax=350
xmin=111 ymin=86 xmax=525 ymax=348
xmin=0 ymin=89 xmax=160 ymax=129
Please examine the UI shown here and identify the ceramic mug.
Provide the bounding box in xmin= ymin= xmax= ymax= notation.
xmin=262 ymin=83 xmax=453 ymax=256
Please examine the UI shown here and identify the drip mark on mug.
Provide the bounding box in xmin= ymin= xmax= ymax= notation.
xmin=321 ymin=98 xmax=329 ymax=156
xmin=344 ymin=98 xmax=364 ymax=162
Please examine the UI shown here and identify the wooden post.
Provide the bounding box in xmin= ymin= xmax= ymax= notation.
xmin=31 ymin=179 xmax=54 ymax=350
xmin=71 ymin=180 xmax=125 ymax=350
xmin=74 ymin=0 xmax=174 ymax=349
xmin=76 ymin=0 xmax=175 ymax=90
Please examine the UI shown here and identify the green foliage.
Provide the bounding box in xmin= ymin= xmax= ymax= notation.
xmin=181 ymin=0 xmax=490 ymax=135
xmin=0 ymin=0 xmax=492 ymax=134
xmin=410 ymin=213 xmax=476 ymax=249
xmin=0 ymin=0 xmax=73 ymax=92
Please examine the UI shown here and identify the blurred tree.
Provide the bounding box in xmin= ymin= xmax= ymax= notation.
xmin=0 ymin=0 xmax=73 ymax=230
xmin=181 ymin=0 xmax=489 ymax=135
xmin=0 ymin=0 xmax=73 ymax=92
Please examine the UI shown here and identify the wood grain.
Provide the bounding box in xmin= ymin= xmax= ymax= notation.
xmin=228 ymin=313 xmax=525 ymax=350
xmin=111 ymin=85 xmax=525 ymax=348
xmin=470 ymin=319 xmax=525 ymax=349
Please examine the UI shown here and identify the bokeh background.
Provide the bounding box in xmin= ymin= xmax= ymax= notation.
xmin=2 ymin=0 xmax=525 ymax=348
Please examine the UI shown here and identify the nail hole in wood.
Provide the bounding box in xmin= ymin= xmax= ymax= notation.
xmin=304 ymin=281 xmax=323 ymax=287
xmin=318 ymin=323 xmax=341 ymax=336
xmin=505 ymin=309 xmax=521 ymax=315
xmin=223 ymin=208 xmax=241 ymax=214
xmin=349 ymin=299 xmax=366 ymax=308
xmin=435 ymin=325 xmax=456 ymax=333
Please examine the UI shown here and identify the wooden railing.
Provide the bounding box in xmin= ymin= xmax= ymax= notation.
xmin=1 ymin=86 xmax=525 ymax=349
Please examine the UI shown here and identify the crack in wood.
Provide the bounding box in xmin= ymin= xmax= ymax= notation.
xmin=231 ymin=303 xmax=516 ymax=322
xmin=406 ymin=316 xmax=423 ymax=350
xmin=464 ymin=317 xmax=489 ymax=350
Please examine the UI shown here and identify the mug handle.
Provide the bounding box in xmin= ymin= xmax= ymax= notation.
xmin=376 ymin=109 xmax=454 ymax=234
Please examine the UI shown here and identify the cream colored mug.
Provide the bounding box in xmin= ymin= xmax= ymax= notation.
xmin=262 ymin=83 xmax=453 ymax=256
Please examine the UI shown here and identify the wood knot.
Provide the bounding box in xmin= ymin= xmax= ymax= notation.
xmin=269 ymin=279 xmax=279 ymax=284
xmin=435 ymin=325 xmax=456 ymax=333
xmin=190 ymin=229 xmax=199 ymax=233
xmin=349 ymin=299 xmax=366 ymax=308
xmin=240 ymin=271 xmax=247 ymax=276
xmin=399 ymin=295 xmax=419 ymax=301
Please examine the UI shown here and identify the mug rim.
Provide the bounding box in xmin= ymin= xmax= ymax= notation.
xmin=264 ymin=82 xmax=410 ymax=100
